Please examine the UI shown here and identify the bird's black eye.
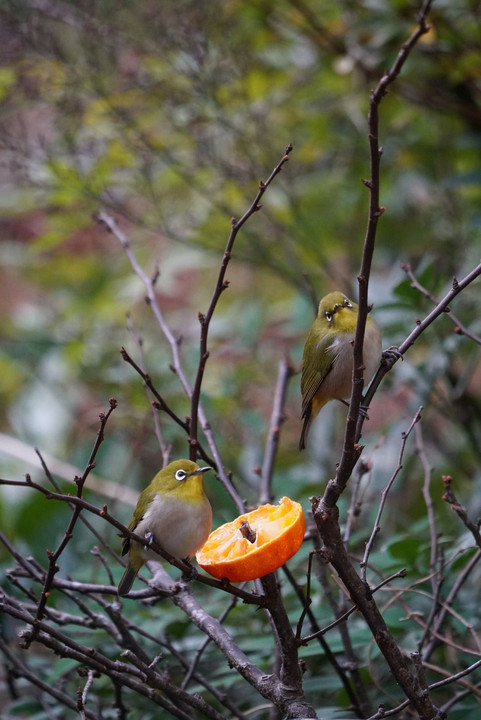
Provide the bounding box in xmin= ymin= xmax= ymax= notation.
xmin=325 ymin=311 xmax=333 ymax=322
xmin=175 ymin=469 xmax=188 ymax=481
xmin=344 ymin=298 xmax=353 ymax=308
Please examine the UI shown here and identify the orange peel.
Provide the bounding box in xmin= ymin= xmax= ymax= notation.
xmin=196 ymin=496 xmax=305 ymax=582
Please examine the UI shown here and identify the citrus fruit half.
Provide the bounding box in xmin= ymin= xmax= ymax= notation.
xmin=196 ymin=496 xmax=305 ymax=582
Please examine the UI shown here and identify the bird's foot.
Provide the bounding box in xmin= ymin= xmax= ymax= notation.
xmin=342 ymin=397 xmax=370 ymax=420
xmin=382 ymin=346 xmax=402 ymax=368
xmin=359 ymin=404 xmax=369 ymax=420
xmin=143 ymin=530 xmax=155 ymax=550
xmin=181 ymin=559 xmax=198 ymax=582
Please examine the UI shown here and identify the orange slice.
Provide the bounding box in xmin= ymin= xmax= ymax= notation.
xmin=196 ymin=496 xmax=305 ymax=582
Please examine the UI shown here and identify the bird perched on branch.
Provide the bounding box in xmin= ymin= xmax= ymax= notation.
xmin=299 ymin=291 xmax=382 ymax=451
xmin=118 ymin=459 xmax=212 ymax=596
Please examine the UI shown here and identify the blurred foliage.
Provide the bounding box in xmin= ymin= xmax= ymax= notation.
xmin=1 ymin=0 xmax=481 ymax=717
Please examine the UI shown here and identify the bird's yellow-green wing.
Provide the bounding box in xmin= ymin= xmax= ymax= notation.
xmin=121 ymin=487 xmax=157 ymax=557
xmin=300 ymin=333 xmax=337 ymax=416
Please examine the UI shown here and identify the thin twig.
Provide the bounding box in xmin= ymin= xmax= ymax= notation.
xmin=170 ymin=576 xmax=317 ymax=719
xmin=300 ymin=568 xmax=408 ymax=645
xmin=0 ymin=632 xmax=99 ymax=720
xmin=361 ymin=408 xmax=422 ymax=583
xmin=120 ymin=346 xmax=214 ymax=463
xmin=181 ymin=595 xmax=239 ymax=691
xmin=321 ymin=0 xmax=436 ymax=514
xmin=343 ymin=455 xmax=373 ymax=548
xmin=0 ymin=479 xmax=265 ymax=607
xmin=189 ymin=145 xmax=293 ymax=458
xmin=402 ymin=261 xmax=481 ymax=345
xmin=78 ymin=669 xmax=97 ymax=719
xmin=335 ymin=0 xmax=435 ymax=500
xmin=439 ymin=684 xmax=481 ymax=717
xmin=416 ymin=422 xmax=440 ymax=594
xmin=25 ymin=399 xmax=117 ymax=646
xmin=442 ymin=475 xmax=481 ymax=549
xmin=415 ymin=422 xmax=445 ymax=655
xmin=285 ymin=561 xmax=365 ymax=717
xmin=362 ymin=259 xmax=481 ymax=421
xmin=308 ymin=529 xmax=372 ymax=715
xmin=35 ymin=447 xmax=123 ymax=567
xmin=429 ymin=657 xmax=481 ymax=692
xmin=126 ymin=314 xmax=171 ymax=465
xmin=97 ymin=210 xmax=245 ymax=513
xmin=421 ymin=546 xmax=481 ymax=662
xmin=259 ymin=357 xmax=295 ymax=504
xmin=0 ymin=431 xmax=137 ymax=505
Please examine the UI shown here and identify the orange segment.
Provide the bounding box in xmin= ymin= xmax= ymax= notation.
xmin=196 ymin=496 xmax=305 ymax=582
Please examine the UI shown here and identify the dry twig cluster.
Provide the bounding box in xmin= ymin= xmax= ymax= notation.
xmin=2 ymin=2 xmax=481 ymax=718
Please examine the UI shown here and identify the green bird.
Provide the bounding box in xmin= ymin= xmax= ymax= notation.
xmin=118 ymin=459 xmax=212 ymax=596
xmin=299 ymin=291 xmax=382 ymax=451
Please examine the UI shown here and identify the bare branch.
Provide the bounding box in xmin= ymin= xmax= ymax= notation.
xmin=362 ymin=259 xmax=481 ymax=417
xmin=325 ymin=0 xmax=436 ymax=509
xmin=285 ymin=561 xmax=367 ymax=717
xmin=189 ymin=146 xmax=293 ymax=459
xmin=402 ymin=261 xmax=481 ymax=346
xmin=0 ymin=431 xmax=137 ymax=505
xmin=97 ymin=210 xmax=245 ymax=513
xmin=339 ymin=0 xmax=435 ymax=486
xmin=126 ymin=314 xmax=171 ymax=465
xmin=442 ymin=475 xmax=481 ymax=549
xmin=259 ymin=357 xmax=295 ymax=504
xmin=25 ymin=399 xmax=117 ymax=646
xmin=0 ymin=477 xmax=265 ymax=606
xmin=169 ymin=575 xmax=317 ymax=719
xmin=361 ymin=408 xmax=422 ymax=583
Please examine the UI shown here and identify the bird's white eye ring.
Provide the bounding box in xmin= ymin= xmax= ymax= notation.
xmin=175 ymin=469 xmax=188 ymax=481
xmin=344 ymin=299 xmax=352 ymax=308
xmin=325 ymin=311 xmax=333 ymax=322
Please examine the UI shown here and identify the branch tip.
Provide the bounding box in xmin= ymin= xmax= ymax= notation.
xmin=239 ymin=520 xmax=257 ymax=543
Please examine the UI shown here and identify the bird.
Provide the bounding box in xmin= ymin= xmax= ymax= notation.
xmin=299 ymin=291 xmax=382 ymax=451
xmin=118 ymin=459 xmax=212 ymax=596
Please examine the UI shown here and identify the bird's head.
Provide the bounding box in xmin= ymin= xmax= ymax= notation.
xmin=151 ymin=459 xmax=212 ymax=499
xmin=317 ymin=291 xmax=358 ymax=332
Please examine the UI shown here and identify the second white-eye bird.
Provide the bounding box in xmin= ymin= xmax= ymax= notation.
xmin=118 ymin=459 xmax=212 ymax=596
xmin=299 ymin=291 xmax=382 ymax=451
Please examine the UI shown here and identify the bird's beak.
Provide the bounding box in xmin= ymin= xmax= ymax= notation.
xmin=190 ymin=466 xmax=212 ymax=476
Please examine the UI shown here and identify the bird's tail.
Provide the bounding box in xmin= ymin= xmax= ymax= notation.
xmin=299 ymin=413 xmax=311 ymax=451
xmin=118 ymin=564 xmax=138 ymax=597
